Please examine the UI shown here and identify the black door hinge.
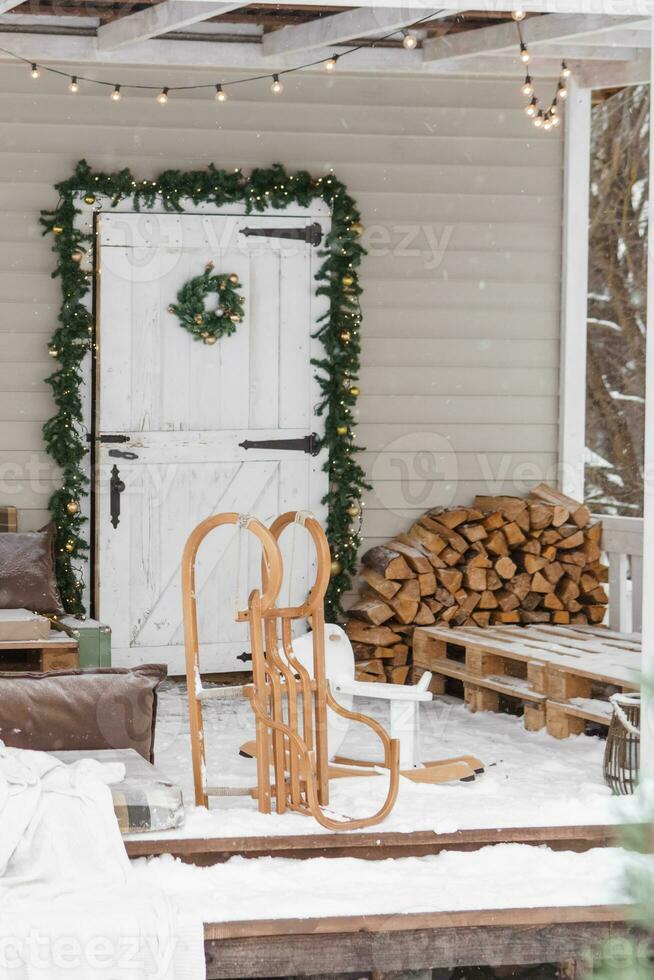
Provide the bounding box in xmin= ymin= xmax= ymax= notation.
xmin=239 ymin=433 xmax=321 ymax=457
xmin=240 ymin=223 xmax=322 ymax=247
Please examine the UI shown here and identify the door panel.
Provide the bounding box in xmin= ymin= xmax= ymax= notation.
xmin=96 ymin=211 xmax=328 ymax=673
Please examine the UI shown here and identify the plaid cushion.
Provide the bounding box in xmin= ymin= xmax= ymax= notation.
xmin=112 ymin=778 xmax=184 ymax=834
xmin=52 ymin=748 xmax=184 ymax=835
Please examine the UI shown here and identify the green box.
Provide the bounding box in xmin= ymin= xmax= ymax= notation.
xmin=59 ymin=617 xmax=112 ymax=668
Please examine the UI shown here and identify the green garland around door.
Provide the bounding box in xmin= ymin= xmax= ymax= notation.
xmin=41 ymin=160 xmax=370 ymax=620
xmin=169 ymin=263 xmax=245 ymax=345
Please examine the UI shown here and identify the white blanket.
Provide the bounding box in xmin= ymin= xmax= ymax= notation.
xmin=0 ymin=744 xmax=205 ymax=980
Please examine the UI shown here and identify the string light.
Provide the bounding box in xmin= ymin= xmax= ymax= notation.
xmin=215 ymin=83 xmax=227 ymax=101
xmin=512 ymin=9 xmax=526 ymax=21
xmin=0 ymin=9 xmax=445 ymax=104
xmin=515 ymin=20 xmax=570 ymax=134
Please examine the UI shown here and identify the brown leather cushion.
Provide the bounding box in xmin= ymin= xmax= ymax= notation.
xmin=0 ymin=665 xmax=167 ymax=762
xmin=0 ymin=524 xmax=64 ymax=615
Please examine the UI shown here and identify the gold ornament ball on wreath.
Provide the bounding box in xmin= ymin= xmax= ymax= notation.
xmin=228 ymin=273 xmax=239 ymax=285
xmin=193 ymin=314 xmax=204 ymax=325
xmin=203 ymin=335 xmax=218 ymax=346
xmin=230 ymin=314 xmax=241 ymax=323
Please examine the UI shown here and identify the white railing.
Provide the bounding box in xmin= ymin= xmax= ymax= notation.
xmin=599 ymin=515 xmax=643 ymax=633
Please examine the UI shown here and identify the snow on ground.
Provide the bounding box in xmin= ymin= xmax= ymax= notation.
xmin=132 ymin=844 xmax=629 ymax=921
xmin=147 ymin=683 xmax=627 ymax=840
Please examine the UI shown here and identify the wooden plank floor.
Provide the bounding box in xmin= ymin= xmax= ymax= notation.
xmin=125 ymin=823 xmax=627 ymax=865
xmin=203 ymin=905 xmax=635 ymax=978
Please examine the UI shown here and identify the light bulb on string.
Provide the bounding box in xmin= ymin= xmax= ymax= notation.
xmin=30 ymin=63 xmax=39 ymax=79
xmin=271 ymin=74 xmax=283 ymax=94
xmin=68 ymin=76 xmax=79 ymax=93
xmin=533 ymin=110 xmax=544 ymax=128
xmin=560 ymin=61 xmax=571 ymax=79
xmin=525 ymin=97 xmax=538 ymax=118
xmin=512 ymin=9 xmax=526 ymax=20
xmin=557 ymin=81 xmax=568 ymax=100
xmin=111 ymin=85 xmax=121 ymax=101
xmin=521 ymin=74 xmax=533 ymax=97
xmin=519 ymin=42 xmax=530 ymax=64
xmin=157 ymin=87 xmax=169 ymax=104
xmin=215 ymin=84 xmax=227 ymax=102
xmin=552 ymin=113 xmax=561 ymax=128
xmin=402 ymin=32 xmax=418 ymax=49
xmin=324 ymin=55 xmax=338 ymax=71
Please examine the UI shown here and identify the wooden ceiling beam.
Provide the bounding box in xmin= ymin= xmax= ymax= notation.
xmin=97 ymin=0 xmax=248 ymax=50
xmin=422 ymin=13 xmax=648 ymax=63
xmin=261 ymin=6 xmax=448 ymax=58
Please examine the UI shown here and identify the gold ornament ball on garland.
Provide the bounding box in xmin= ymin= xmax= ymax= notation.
xmin=84 ymin=194 xmax=96 ymax=205
xmin=346 ymin=501 xmax=360 ymax=518
xmin=48 ymin=347 xmax=58 ymax=358
xmin=65 ymin=540 xmax=75 ymax=554
xmin=336 ymin=425 xmax=349 ymax=436
xmin=66 ymin=500 xmax=79 ymax=516
xmin=72 ymin=250 xmax=84 ymax=264
xmin=193 ymin=313 xmax=204 ymax=325
xmin=52 ymin=225 xmax=64 ymax=236
xmin=167 ymin=305 xmax=175 ymax=314
xmin=205 ymin=261 xmax=214 ymax=272
xmin=342 ymin=274 xmax=354 ymax=288
xmin=228 ymin=273 xmax=239 ymax=284
xmin=349 ymin=222 xmax=364 ymax=237
xmin=340 ymin=330 xmax=351 ymax=343
xmin=203 ymin=335 xmax=217 ymax=345
xmin=330 ymin=559 xmax=342 ymax=577
xmin=349 ymin=386 xmax=360 ymax=397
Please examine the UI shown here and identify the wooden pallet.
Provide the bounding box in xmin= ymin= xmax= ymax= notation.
xmin=413 ymin=624 xmax=640 ymax=738
xmin=0 ymin=635 xmax=79 ymax=672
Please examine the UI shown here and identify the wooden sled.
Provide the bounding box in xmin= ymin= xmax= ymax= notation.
xmin=181 ymin=511 xmax=400 ymax=830
xmin=257 ymin=512 xmax=485 ymax=786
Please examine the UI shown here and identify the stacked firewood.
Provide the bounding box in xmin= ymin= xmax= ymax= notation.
xmin=345 ymin=484 xmax=607 ymax=684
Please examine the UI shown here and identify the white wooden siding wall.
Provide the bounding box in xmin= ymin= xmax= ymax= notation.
xmin=0 ymin=62 xmax=563 ymax=560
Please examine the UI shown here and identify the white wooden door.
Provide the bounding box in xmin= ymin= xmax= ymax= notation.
xmin=96 ymin=210 xmax=329 ymax=673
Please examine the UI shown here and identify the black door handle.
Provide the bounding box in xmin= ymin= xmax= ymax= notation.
xmin=109 ymin=449 xmax=139 ymax=460
xmin=110 ymin=464 xmax=126 ymax=529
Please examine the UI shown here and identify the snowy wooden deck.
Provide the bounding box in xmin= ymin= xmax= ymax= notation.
xmin=202 ymin=906 xmax=634 ymax=979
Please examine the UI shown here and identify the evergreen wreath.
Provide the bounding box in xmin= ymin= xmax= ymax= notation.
xmin=41 ymin=160 xmax=369 ymax=620
xmin=168 ymin=262 xmax=245 ymax=345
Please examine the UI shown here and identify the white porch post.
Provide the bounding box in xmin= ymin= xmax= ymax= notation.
xmin=641 ymin=17 xmax=654 ymax=777
xmin=559 ymin=78 xmax=591 ymax=500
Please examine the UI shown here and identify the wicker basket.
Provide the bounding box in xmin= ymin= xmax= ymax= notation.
xmin=603 ymin=692 xmax=640 ymax=795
